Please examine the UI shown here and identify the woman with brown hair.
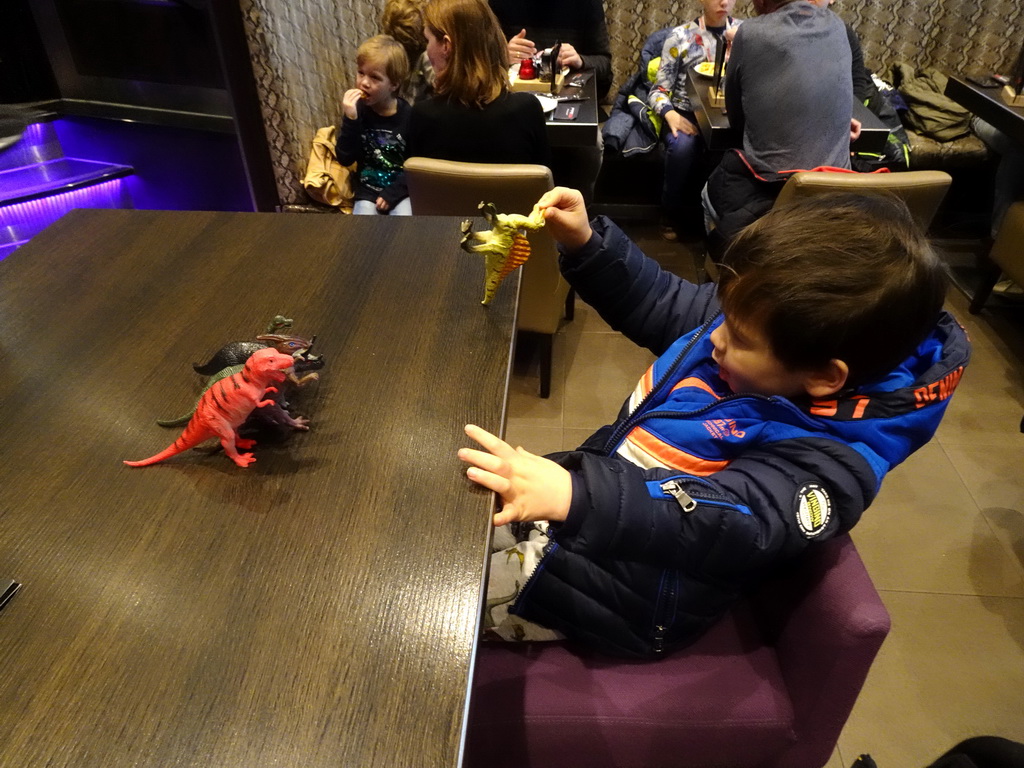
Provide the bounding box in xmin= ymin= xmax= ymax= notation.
xmin=405 ymin=0 xmax=549 ymax=165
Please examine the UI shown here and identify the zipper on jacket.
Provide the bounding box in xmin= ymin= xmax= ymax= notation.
xmin=651 ymin=570 xmax=678 ymax=655
xmin=647 ymin=474 xmax=753 ymax=515
xmin=659 ymin=479 xmax=697 ymax=513
xmin=602 ymin=312 xmax=721 ymax=455
xmin=652 ymin=624 xmax=666 ymax=654
xmin=509 ymin=538 xmax=557 ymax=615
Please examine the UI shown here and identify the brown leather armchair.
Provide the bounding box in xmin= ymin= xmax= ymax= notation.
xmin=404 ymin=157 xmax=571 ymax=397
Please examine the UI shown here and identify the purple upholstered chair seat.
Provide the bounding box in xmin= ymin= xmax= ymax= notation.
xmin=464 ymin=535 xmax=889 ymax=768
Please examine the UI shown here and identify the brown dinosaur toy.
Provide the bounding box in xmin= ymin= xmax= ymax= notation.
xmin=124 ymin=348 xmax=298 ymax=468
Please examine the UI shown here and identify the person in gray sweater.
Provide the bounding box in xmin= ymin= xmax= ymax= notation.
xmin=705 ymin=0 xmax=856 ymax=240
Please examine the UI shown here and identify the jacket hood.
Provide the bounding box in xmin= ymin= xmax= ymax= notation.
xmin=795 ymin=309 xmax=970 ymax=483
xmin=610 ymin=311 xmax=970 ymax=490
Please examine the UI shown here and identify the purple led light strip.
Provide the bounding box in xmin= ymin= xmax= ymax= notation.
xmin=0 ymin=178 xmax=127 ymax=254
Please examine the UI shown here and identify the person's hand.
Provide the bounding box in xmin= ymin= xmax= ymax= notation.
xmin=507 ymin=29 xmax=536 ymax=64
xmin=850 ymin=117 xmax=862 ymax=142
xmin=342 ymin=88 xmax=363 ymax=120
xmin=375 ymin=196 xmax=390 ymax=212
xmin=665 ymin=110 xmax=699 ymax=138
xmin=534 ymin=187 xmax=592 ymax=252
xmin=557 ymin=43 xmax=583 ymax=70
xmin=459 ymin=424 xmax=572 ymax=527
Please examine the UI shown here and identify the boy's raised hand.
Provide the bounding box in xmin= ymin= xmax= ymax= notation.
xmin=535 ymin=187 xmax=593 ymax=252
xmin=459 ymin=424 xmax=572 ymax=527
xmin=342 ymin=88 xmax=363 ymax=120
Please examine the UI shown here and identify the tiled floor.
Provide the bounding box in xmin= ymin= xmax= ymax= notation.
xmin=505 ymin=221 xmax=1024 ymax=768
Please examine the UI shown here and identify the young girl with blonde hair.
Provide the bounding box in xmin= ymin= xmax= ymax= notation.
xmin=336 ymin=35 xmax=412 ymax=215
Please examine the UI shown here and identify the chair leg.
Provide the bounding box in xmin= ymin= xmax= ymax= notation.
xmin=969 ymin=260 xmax=1002 ymax=314
xmin=538 ymin=333 xmax=553 ymax=399
xmin=694 ymin=250 xmax=710 ymax=284
xmin=564 ymin=288 xmax=576 ymax=322
xmin=697 ymin=228 xmax=727 ymax=284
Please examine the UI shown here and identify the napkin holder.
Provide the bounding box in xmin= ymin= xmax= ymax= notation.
xmin=510 ymin=71 xmax=565 ymax=94
xmin=1001 ymin=85 xmax=1024 ymax=107
xmin=708 ymin=86 xmax=725 ymax=107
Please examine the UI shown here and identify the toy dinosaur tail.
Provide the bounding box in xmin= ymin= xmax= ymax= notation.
xmin=123 ymin=417 xmax=212 ymax=467
xmin=156 ymin=413 xmax=191 ymax=427
xmin=192 ymin=358 xmax=226 ymax=376
xmin=482 ymin=234 xmax=531 ymax=305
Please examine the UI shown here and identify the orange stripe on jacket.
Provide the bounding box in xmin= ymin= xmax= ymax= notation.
xmin=641 ymin=365 xmax=655 ymax=395
xmin=622 ymin=427 xmax=731 ymax=475
xmin=629 ymin=365 xmax=657 ymax=410
xmin=670 ymin=376 xmax=721 ymax=399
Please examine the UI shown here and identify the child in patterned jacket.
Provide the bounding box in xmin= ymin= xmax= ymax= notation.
xmin=648 ymin=0 xmax=742 ymax=238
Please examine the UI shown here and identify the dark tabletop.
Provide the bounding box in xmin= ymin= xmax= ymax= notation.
xmin=0 ymin=209 xmax=517 ymax=768
xmin=544 ymin=71 xmax=600 ymax=148
xmin=945 ymin=75 xmax=1024 ymax=146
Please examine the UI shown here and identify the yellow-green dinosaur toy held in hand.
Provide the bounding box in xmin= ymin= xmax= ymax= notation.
xmin=459 ymin=201 xmax=545 ymax=305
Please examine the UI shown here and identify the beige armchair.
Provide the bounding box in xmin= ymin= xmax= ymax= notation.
xmin=773 ymin=169 xmax=953 ymax=230
xmin=969 ymin=201 xmax=1024 ymax=313
xmin=404 ymin=157 xmax=571 ymax=397
xmin=703 ymin=170 xmax=953 ymax=282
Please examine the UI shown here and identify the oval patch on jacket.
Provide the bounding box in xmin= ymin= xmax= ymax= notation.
xmin=795 ymin=483 xmax=832 ymax=538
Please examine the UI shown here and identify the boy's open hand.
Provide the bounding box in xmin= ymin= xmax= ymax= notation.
xmin=459 ymin=424 xmax=572 ymax=527
xmin=535 ymin=187 xmax=593 ymax=252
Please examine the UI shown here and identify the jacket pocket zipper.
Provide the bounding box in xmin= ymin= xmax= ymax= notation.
xmin=660 ymin=479 xmax=697 ymax=513
xmin=648 ymin=475 xmax=753 ymax=516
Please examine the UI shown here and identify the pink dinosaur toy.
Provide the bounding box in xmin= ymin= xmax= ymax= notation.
xmin=124 ymin=347 xmax=298 ymax=468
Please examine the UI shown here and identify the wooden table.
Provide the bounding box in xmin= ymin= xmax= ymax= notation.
xmin=945 ymin=75 xmax=1024 ymax=145
xmin=685 ymin=69 xmax=890 ymax=154
xmin=0 ymin=209 xmax=517 ymax=768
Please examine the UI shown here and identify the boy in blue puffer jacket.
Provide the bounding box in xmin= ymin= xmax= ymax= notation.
xmin=459 ymin=187 xmax=971 ymax=658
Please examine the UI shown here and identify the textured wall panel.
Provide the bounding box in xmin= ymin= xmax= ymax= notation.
xmin=242 ymin=0 xmax=1021 ymax=207
xmin=240 ymin=0 xmax=384 ymax=206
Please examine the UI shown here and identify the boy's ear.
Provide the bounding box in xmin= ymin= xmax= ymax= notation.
xmin=803 ymin=359 xmax=849 ymax=398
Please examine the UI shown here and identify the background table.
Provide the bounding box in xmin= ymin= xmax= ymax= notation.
xmin=0 ymin=210 xmax=517 ymax=768
xmin=945 ymin=75 xmax=1024 ymax=145
xmin=685 ymin=69 xmax=890 ymax=154
xmin=544 ymin=72 xmax=600 ymax=148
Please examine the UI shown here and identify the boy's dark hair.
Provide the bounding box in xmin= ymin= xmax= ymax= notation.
xmin=717 ymin=193 xmax=947 ymax=388
xmin=357 ymin=34 xmax=411 ymax=89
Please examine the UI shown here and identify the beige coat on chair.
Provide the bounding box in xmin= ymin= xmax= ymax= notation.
xmin=302 ymin=126 xmax=355 ymax=212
